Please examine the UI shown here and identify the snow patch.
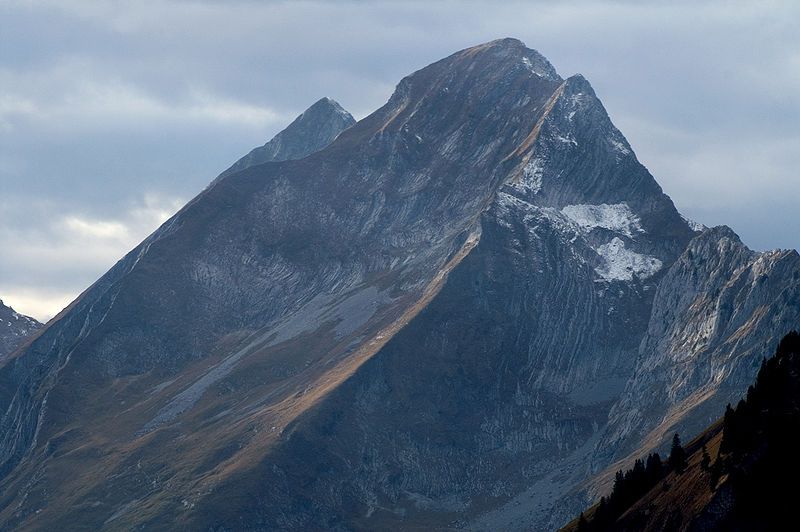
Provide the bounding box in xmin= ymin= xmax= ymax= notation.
xmin=568 ymin=93 xmax=586 ymax=107
xmin=521 ymin=56 xmax=554 ymax=79
xmin=509 ymin=157 xmax=545 ymax=195
xmin=608 ymin=138 xmax=630 ymax=155
xmin=560 ymin=203 xmax=643 ymax=237
xmin=681 ymin=215 xmax=707 ymax=232
xmin=496 ymin=192 xmax=582 ymax=242
xmin=594 ymin=237 xmax=662 ymax=281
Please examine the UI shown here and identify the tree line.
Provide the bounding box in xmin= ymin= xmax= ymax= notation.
xmin=573 ymin=330 xmax=800 ymax=531
xmin=576 ymin=433 xmax=687 ymax=531
xmin=709 ymin=330 xmax=800 ymax=528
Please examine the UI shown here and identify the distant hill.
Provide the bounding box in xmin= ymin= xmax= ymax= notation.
xmin=0 ymin=300 xmax=41 ymax=361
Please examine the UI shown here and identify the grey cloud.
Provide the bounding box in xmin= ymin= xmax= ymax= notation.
xmin=0 ymin=192 xmax=185 ymax=320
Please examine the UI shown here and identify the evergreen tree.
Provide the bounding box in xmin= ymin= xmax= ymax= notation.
xmin=700 ymin=444 xmax=711 ymax=471
xmin=645 ymin=452 xmax=663 ymax=484
xmin=576 ymin=512 xmax=589 ymax=532
xmin=720 ymin=403 xmax=736 ymax=454
xmin=594 ymin=496 xmax=610 ymax=529
xmin=709 ymin=457 xmax=723 ymax=490
xmin=630 ymin=458 xmax=646 ymax=499
xmin=668 ymin=433 xmax=687 ymax=472
xmin=613 ymin=469 xmax=624 ymax=494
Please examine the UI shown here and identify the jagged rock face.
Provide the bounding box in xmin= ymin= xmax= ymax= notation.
xmin=217 ymin=96 xmax=355 ymax=181
xmin=594 ymin=227 xmax=800 ymax=471
xmin=0 ymin=300 xmax=40 ymax=361
xmin=561 ymin=332 xmax=800 ymax=532
xmin=0 ymin=38 xmax=795 ymax=532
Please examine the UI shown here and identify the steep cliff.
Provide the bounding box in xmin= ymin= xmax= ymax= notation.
xmin=588 ymin=228 xmax=800 ymax=492
xmin=562 ymin=332 xmax=800 ymax=532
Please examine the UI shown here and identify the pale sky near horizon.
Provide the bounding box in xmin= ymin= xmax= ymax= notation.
xmin=1 ymin=0 xmax=798 ymax=321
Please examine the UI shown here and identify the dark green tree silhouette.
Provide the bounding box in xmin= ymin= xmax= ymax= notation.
xmin=668 ymin=433 xmax=687 ymax=472
xmin=700 ymin=444 xmax=711 ymax=471
xmin=645 ymin=452 xmax=663 ymax=484
xmin=709 ymin=457 xmax=723 ymax=490
xmin=576 ymin=512 xmax=589 ymax=532
xmin=720 ymin=403 xmax=736 ymax=454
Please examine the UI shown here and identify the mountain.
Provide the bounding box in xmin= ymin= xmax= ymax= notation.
xmin=593 ymin=228 xmax=800 ymax=467
xmin=0 ymin=300 xmax=41 ymax=361
xmin=0 ymin=38 xmax=796 ymax=531
xmin=568 ymin=227 xmax=800 ymax=526
xmin=216 ymin=96 xmax=355 ymax=181
xmin=561 ymin=331 xmax=800 ymax=531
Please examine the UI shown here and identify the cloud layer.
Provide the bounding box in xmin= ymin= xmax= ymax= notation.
xmin=1 ymin=0 xmax=798 ymax=320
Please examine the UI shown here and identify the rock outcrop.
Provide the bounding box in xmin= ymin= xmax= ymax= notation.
xmin=0 ymin=300 xmax=40 ymax=362
xmin=594 ymin=227 xmax=800 ymax=474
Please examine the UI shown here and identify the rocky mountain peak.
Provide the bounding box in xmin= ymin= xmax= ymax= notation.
xmin=375 ymin=38 xmax=561 ymax=123
xmin=481 ymin=37 xmax=560 ymax=80
xmin=507 ymin=69 xmax=674 ymax=212
xmin=295 ymin=96 xmax=354 ymax=129
xmin=219 ymin=96 xmax=355 ymax=179
xmin=680 ymin=225 xmax=751 ymax=264
xmin=0 ymin=300 xmax=41 ymax=361
xmin=693 ymin=224 xmax=741 ymax=244
xmin=316 ymin=96 xmax=349 ymax=111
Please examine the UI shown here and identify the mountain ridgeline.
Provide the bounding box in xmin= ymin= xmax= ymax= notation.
xmin=215 ymin=96 xmax=356 ymax=182
xmin=0 ymin=39 xmax=797 ymax=530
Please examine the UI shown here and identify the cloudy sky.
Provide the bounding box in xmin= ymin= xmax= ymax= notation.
xmin=1 ymin=0 xmax=798 ymax=321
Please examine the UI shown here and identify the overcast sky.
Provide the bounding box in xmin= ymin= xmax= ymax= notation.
xmin=1 ymin=0 xmax=798 ymax=321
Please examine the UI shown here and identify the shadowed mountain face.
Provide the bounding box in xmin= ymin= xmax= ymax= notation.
xmin=0 ymin=38 xmax=796 ymax=531
xmin=562 ymin=332 xmax=800 ymax=532
xmin=0 ymin=300 xmax=40 ymax=362
xmin=217 ymin=96 xmax=355 ymax=182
